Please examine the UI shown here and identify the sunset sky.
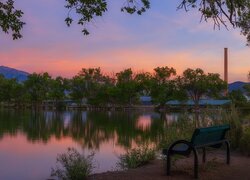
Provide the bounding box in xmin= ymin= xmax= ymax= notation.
xmin=0 ymin=0 xmax=249 ymax=82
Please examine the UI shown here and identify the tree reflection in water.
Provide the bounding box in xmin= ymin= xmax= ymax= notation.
xmin=0 ymin=110 xmax=166 ymax=150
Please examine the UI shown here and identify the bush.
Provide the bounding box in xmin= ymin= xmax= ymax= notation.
xmin=159 ymin=112 xmax=195 ymax=149
xmin=118 ymin=146 xmax=155 ymax=169
xmin=51 ymin=147 xmax=94 ymax=180
xmin=219 ymin=106 xmax=243 ymax=149
xmin=239 ymin=126 xmax=250 ymax=156
xmin=159 ymin=107 xmax=244 ymax=151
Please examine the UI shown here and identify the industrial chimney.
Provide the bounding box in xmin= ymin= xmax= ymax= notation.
xmin=224 ymin=48 xmax=228 ymax=95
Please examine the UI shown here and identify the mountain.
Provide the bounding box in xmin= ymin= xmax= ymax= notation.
xmin=0 ymin=66 xmax=29 ymax=82
xmin=228 ymin=81 xmax=249 ymax=92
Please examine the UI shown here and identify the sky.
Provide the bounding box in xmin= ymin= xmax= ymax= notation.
xmin=0 ymin=0 xmax=249 ymax=82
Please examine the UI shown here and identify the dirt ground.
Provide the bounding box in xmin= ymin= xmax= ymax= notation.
xmin=89 ymin=151 xmax=250 ymax=180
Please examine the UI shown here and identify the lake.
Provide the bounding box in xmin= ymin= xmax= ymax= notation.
xmin=0 ymin=109 xmax=249 ymax=180
xmin=0 ymin=109 xmax=169 ymax=180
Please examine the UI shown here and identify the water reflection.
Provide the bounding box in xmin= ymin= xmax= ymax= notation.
xmin=136 ymin=115 xmax=152 ymax=131
xmin=0 ymin=110 xmax=168 ymax=149
xmin=0 ymin=110 xmax=168 ymax=179
xmin=0 ymin=109 xmax=249 ymax=179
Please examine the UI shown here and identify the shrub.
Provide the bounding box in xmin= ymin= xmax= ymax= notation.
xmin=159 ymin=112 xmax=195 ymax=149
xmin=219 ymin=106 xmax=243 ymax=149
xmin=239 ymin=126 xmax=250 ymax=156
xmin=159 ymin=107 xmax=244 ymax=151
xmin=118 ymin=146 xmax=155 ymax=169
xmin=51 ymin=147 xmax=94 ymax=180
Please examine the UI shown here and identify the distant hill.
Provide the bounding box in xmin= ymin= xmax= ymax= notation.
xmin=228 ymin=81 xmax=250 ymax=92
xmin=0 ymin=66 xmax=29 ymax=82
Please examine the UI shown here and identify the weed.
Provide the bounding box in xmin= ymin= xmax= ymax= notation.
xmin=118 ymin=146 xmax=155 ymax=169
xmin=239 ymin=126 xmax=250 ymax=156
xmin=51 ymin=147 xmax=94 ymax=180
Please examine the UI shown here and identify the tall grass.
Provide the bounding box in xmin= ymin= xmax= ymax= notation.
xmin=118 ymin=146 xmax=156 ymax=169
xmin=51 ymin=147 xmax=94 ymax=180
xmin=159 ymin=106 xmax=248 ymax=153
xmin=239 ymin=126 xmax=250 ymax=156
xmin=218 ymin=106 xmax=243 ymax=149
xmin=159 ymin=112 xmax=194 ymax=149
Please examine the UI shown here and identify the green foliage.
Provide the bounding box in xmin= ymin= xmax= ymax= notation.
xmin=239 ymin=126 xmax=250 ymax=156
xmin=48 ymin=76 xmax=67 ymax=101
xmin=121 ymin=0 xmax=150 ymax=15
xmin=178 ymin=0 xmax=250 ymax=45
xmin=0 ymin=67 xmax=236 ymax=108
xmin=184 ymin=106 xmax=243 ymax=150
xmin=229 ymin=90 xmax=248 ymax=107
xmin=0 ymin=0 xmax=25 ymax=39
xmin=178 ymin=68 xmax=226 ymax=108
xmin=0 ymin=75 xmax=25 ymax=104
xmin=115 ymin=68 xmax=139 ymax=105
xmin=69 ymin=67 xmax=116 ymax=105
xmin=134 ymin=72 xmax=152 ymax=96
xmin=150 ymin=66 xmax=178 ymax=106
xmin=218 ymin=106 xmax=243 ymax=149
xmin=160 ymin=106 xmax=244 ymax=151
xmin=51 ymin=147 xmax=94 ymax=180
xmin=78 ymin=67 xmax=107 ymax=104
xmin=244 ymin=72 xmax=250 ymax=96
xmin=159 ymin=112 xmax=195 ymax=148
xmin=24 ymin=72 xmax=52 ymax=104
xmin=65 ymin=0 xmax=108 ymax=35
xmin=69 ymin=75 xmax=86 ymax=102
xmin=118 ymin=146 xmax=155 ymax=169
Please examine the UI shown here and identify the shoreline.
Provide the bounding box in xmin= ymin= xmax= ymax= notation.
xmin=89 ymin=150 xmax=250 ymax=180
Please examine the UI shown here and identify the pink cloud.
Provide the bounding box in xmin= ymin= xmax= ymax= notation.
xmin=1 ymin=44 xmax=247 ymax=83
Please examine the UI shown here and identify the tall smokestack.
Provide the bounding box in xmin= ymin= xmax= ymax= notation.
xmin=224 ymin=48 xmax=228 ymax=95
xmin=224 ymin=48 xmax=228 ymax=83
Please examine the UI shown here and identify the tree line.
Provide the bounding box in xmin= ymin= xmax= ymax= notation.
xmin=0 ymin=66 xmax=233 ymax=108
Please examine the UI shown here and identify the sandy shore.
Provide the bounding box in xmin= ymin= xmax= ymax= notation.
xmin=90 ymin=150 xmax=250 ymax=180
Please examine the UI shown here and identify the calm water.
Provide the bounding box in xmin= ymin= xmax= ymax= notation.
xmin=0 ymin=110 xmax=169 ymax=180
xmin=1 ymin=109 xmax=249 ymax=180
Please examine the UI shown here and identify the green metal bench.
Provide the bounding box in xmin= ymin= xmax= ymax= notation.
xmin=162 ymin=124 xmax=230 ymax=179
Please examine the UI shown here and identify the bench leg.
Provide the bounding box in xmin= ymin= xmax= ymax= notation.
xmin=192 ymin=148 xmax=199 ymax=179
xmin=202 ymin=148 xmax=206 ymax=163
xmin=225 ymin=140 xmax=230 ymax=165
xmin=167 ymin=154 xmax=171 ymax=175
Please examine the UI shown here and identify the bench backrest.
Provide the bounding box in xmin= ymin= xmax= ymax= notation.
xmin=191 ymin=125 xmax=230 ymax=147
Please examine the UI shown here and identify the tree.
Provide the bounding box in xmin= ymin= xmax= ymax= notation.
xmin=244 ymin=71 xmax=250 ymax=97
xmin=115 ymin=68 xmax=139 ymax=105
xmin=179 ymin=68 xmax=227 ymax=109
xmin=229 ymin=90 xmax=248 ymax=106
xmin=48 ymin=76 xmax=67 ymax=104
xmin=1 ymin=0 xmax=249 ymax=44
xmin=24 ymin=72 xmax=52 ymax=105
xmin=0 ymin=75 xmax=23 ymax=104
xmin=150 ymin=66 xmax=177 ymax=106
xmin=0 ymin=0 xmax=25 ymax=39
xmin=77 ymin=67 xmax=106 ymax=104
xmin=69 ymin=67 xmax=112 ymax=105
xmin=178 ymin=0 xmax=250 ymax=45
xmin=134 ymin=72 xmax=152 ymax=96
xmin=69 ymin=75 xmax=86 ymax=102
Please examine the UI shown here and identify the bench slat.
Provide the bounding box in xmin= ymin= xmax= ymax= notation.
xmin=191 ymin=125 xmax=230 ymax=147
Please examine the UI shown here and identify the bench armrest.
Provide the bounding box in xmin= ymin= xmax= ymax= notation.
xmin=169 ymin=140 xmax=193 ymax=149
xmin=165 ymin=140 xmax=194 ymax=156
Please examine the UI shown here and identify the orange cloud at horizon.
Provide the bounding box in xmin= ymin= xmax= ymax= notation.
xmin=0 ymin=46 xmax=249 ymax=82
